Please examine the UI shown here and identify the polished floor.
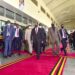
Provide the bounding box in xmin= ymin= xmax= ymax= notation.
xmin=0 ymin=52 xmax=28 ymax=65
xmin=63 ymin=58 xmax=75 ymax=75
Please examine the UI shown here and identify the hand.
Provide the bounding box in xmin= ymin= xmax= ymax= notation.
xmin=42 ymin=41 xmax=44 ymax=43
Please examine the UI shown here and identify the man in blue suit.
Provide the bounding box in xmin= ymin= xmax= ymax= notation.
xmin=3 ymin=21 xmax=15 ymax=57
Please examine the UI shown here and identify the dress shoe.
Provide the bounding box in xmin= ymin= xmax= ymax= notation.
xmin=3 ymin=56 xmax=8 ymax=58
xmin=30 ymin=53 xmax=32 ymax=55
xmin=18 ymin=53 xmax=21 ymax=56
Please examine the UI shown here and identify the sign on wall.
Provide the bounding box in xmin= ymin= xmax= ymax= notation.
xmin=19 ymin=0 xmax=24 ymax=10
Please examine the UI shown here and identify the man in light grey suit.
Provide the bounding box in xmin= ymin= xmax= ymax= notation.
xmin=48 ymin=23 xmax=61 ymax=55
xmin=3 ymin=21 xmax=15 ymax=57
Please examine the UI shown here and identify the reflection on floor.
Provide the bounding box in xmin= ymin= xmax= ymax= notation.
xmin=63 ymin=58 xmax=75 ymax=75
xmin=0 ymin=52 xmax=28 ymax=65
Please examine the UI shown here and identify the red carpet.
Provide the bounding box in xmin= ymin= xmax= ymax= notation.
xmin=0 ymin=53 xmax=60 ymax=75
xmin=45 ymin=48 xmax=75 ymax=57
xmin=0 ymin=48 xmax=75 ymax=75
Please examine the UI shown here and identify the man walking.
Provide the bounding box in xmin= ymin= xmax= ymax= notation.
xmin=31 ymin=23 xmax=42 ymax=59
xmin=48 ymin=23 xmax=61 ymax=55
xmin=3 ymin=21 xmax=14 ymax=57
xmin=59 ymin=24 xmax=68 ymax=55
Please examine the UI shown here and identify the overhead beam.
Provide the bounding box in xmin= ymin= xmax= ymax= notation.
xmin=51 ymin=0 xmax=69 ymax=11
xmin=46 ymin=0 xmax=54 ymax=6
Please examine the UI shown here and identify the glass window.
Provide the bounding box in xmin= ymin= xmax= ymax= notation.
xmin=0 ymin=20 xmax=5 ymax=34
xmin=2 ymin=21 xmax=5 ymax=26
xmin=33 ymin=21 xmax=36 ymax=25
xmin=29 ymin=19 xmax=32 ymax=24
xmin=22 ymin=17 xmax=28 ymax=24
xmin=6 ymin=9 xmax=14 ymax=19
xmin=0 ymin=6 xmax=4 ymax=16
xmin=16 ymin=14 xmax=22 ymax=22
xmin=0 ymin=21 xmax=2 ymax=34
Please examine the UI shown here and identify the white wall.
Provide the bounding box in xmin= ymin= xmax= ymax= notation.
xmin=3 ymin=0 xmax=58 ymax=27
xmin=64 ymin=20 xmax=75 ymax=30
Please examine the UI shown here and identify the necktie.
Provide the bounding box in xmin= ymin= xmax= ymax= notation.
xmin=35 ymin=28 xmax=38 ymax=34
xmin=7 ymin=26 xmax=10 ymax=36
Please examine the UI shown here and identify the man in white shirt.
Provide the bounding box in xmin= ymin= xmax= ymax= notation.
xmin=13 ymin=23 xmax=23 ymax=55
xmin=59 ymin=24 xmax=68 ymax=55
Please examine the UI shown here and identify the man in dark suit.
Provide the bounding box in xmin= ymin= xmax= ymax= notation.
xmin=3 ymin=21 xmax=15 ymax=57
xmin=19 ymin=27 xmax=23 ymax=54
xmin=39 ymin=25 xmax=46 ymax=53
xmin=72 ymin=31 xmax=75 ymax=50
xmin=13 ymin=23 xmax=23 ymax=55
xmin=59 ymin=24 xmax=68 ymax=55
xmin=31 ymin=23 xmax=42 ymax=59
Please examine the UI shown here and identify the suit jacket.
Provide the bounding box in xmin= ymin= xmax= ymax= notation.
xmin=19 ymin=28 xmax=23 ymax=40
xmin=3 ymin=25 xmax=15 ymax=40
xmin=48 ymin=27 xmax=61 ymax=44
xmin=73 ymin=31 xmax=75 ymax=40
xmin=40 ymin=28 xmax=46 ymax=43
xmin=31 ymin=27 xmax=42 ymax=43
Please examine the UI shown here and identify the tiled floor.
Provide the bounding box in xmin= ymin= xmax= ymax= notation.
xmin=63 ymin=57 xmax=75 ymax=75
xmin=63 ymin=49 xmax=75 ymax=75
xmin=0 ymin=53 xmax=28 ymax=65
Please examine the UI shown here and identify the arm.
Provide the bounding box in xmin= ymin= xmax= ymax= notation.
xmin=57 ymin=30 xmax=62 ymax=42
xmin=20 ymin=29 xmax=23 ymax=40
xmin=65 ymin=29 xmax=69 ymax=37
xmin=25 ymin=29 xmax=27 ymax=40
xmin=31 ymin=29 xmax=33 ymax=41
xmin=48 ymin=28 xmax=52 ymax=44
xmin=41 ymin=28 xmax=46 ymax=43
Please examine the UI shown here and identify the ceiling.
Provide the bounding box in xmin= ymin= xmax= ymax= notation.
xmin=43 ymin=0 xmax=75 ymax=25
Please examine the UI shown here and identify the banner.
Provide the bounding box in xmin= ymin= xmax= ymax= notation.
xmin=19 ymin=0 xmax=24 ymax=10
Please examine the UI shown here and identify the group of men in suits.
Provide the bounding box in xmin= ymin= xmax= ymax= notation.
xmin=2 ymin=20 xmax=68 ymax=59
xmin=31 ymin=22 xmax=68 ymax=59
xmin=3 ymin=20 xmax=23 ymax=58
xmin=3 ymin=21 xmax=46 ymax=59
